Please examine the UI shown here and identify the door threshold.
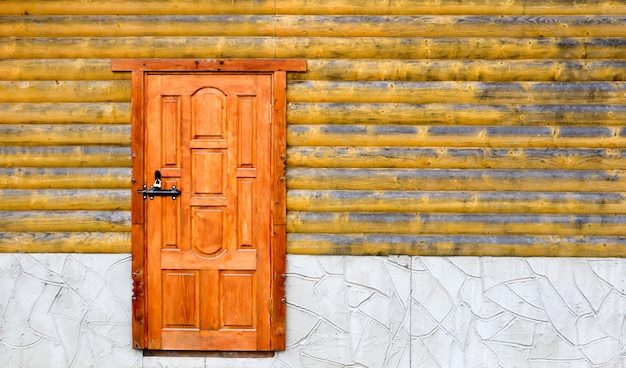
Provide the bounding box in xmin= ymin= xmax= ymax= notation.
xmin=143 ymin=350 xmax=275 ymax=358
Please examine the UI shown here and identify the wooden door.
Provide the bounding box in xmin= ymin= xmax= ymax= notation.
xmin=144 ymin=74 xmax=273 ymax=351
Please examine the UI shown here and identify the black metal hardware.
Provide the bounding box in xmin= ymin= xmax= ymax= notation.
xmin=138 ymin=171 xmax=181 ymax=200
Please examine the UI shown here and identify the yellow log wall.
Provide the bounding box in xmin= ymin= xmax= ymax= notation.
xmin=1 ymin=0 xmax=625 ymax=256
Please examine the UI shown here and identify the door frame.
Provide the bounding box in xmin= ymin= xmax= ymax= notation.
xmin=112 ymin=59 xmax=306 ymax=350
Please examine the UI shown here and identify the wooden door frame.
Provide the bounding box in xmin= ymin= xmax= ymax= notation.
xmin=112 ymin=59 xmax=306 ymax=350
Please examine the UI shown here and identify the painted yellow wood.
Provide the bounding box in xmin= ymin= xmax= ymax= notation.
xmin=0 ymin=103 xmax=130 ymax=124
xmin=2 ymin=0 xmax=623 ymax=16
xmin=0 ymin=125 xmax=130 ymax=147
xmin=0 ymin=37 xmax=277 ymax=59
xmin=0 ymin=168 xmax=131 ymax=189
xmin=286 ymin=234 xmax=626 ymax=257
xmin=0 ymin=0 xmax=276 ymax=15
xmin=0 ymin=81 xmax=130 ymax=103
xmin=286 ymin=211 xmax=626 ymax=236
xmin=0 ymin=232 xmax=131 ymax=253
xmin=287 ymin=190 xmax=626 ymax=214
xmin=0 ymin=211 xmax=130 ymax=232
xmin=0 ymin=189 xmax=130 ymax=210
xmin=0 ymin=147 xmax=131 ymax=167
xmin=285 ymin=168 xmax=626 ymax=192
xmin=0 ymin=59 xmax=129 ymax=81
xmin=295 ymin=59 xmax=626 ymax=82
xmin=287 ymin=103 xmax=626 ymax=126
xmin=287 ymin=81 xmax=626 ymax=104
xmin=287 ymin=147 xmax=626 ymax=170
xmin=287 ymin=125 xmax=626 ymax=148
xmin=5 ymin=15 xmax=624 ymax=38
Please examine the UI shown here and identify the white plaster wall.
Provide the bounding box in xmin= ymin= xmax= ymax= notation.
xmin=0 ymin=254 xmax=625 ymax=367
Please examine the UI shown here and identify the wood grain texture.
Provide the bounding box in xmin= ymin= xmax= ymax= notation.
xmin=0 ymin=232 xmax=130 ymax=253
xmin=0 ymin=211 xmax=130 ymax=232
xmin=0 ymin=126 xmax=130 ymax=146
xmin=0 ymin=102 xmax=130 ymax=124
xmin=0 ymin=168 xmax=131 ymax=189
xmin=0 ymin=189 xmax=130 ymax=210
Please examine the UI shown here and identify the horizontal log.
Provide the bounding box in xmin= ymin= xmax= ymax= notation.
xmin=288 ymin=125 xmax=626 ymax=148
xmin=287 ymin=103 xmax=626 ymax=126
xmin=287 ymin=211 xmax=626 ymax=236
xmin=0 ymin=59 xmax=128 ymax=81
xmin=287 ymin=190 xmax=626 ymax=214
xmin=0 ymin=189 xmax=130 ymax=210
xmin=275 ymin=37 xmax=626 ymax=60
xmin=0 ymin=211 xmax=130 ymax=232
xmin=0 ymin=146 xmax=131 ymax=167
xmin=0 ymin=37 xmax=277 ymax=59
xmin=286 ymin=234 xmax=626 ymax=257
xmin=287 ymin=147 xmax=626 ymax=170
xmin=295 ymin=59 xmax=626 ymax=82
xmin=0 ymin=81 xmax=130 ymax=103
xmin=2 ymin=37 xmax=624 ymax=60
xmin=2 ymin=0 xmax=624 ymax=16
xmin=0 ymin=125 xmax=130 ymax=147
xmin=285 ymin=168 xmax=626 ymax=192
xmin=0 ymin=232 xmax=130 ymax=253
xmin=4 ymin=15 xmax=625 ymax=38
xmin=287 ymin=81 xmax=626 ymax=104
xmin=0 ymin=168 xmax=131 ymax=189
xmin=0 ymin=103 xmax=130 ymax=124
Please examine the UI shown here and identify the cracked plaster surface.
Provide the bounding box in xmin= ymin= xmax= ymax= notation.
xmin=1 ymin=254 xmax=625 ymax=367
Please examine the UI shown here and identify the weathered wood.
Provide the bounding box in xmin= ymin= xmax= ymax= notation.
xmin=287 ymin=147 xmax=626 ymax=169
xmin=3 ymin=37 xmax=625 ymax=60
xmin=0 ymin=59 xmax=129 ymax=81
xmin=0 ymin=232 xmax=131 ymax=253
xmin=287 ymin=190 xmax=626 ymax=214
xmin=287 ymin=103 xmax=626 ymax=126
xmin=295 ymin=59 xmax=626 ymax=82
xmin=0 ymin=37 xmax=277 ymax=59
xmin=5 ymin=15 xmax=624 ymax=38
xmin=0 ymin=125 xmax=130 ymax=146
xmin=287 ymin=81 xmax=626 ymax=104
xmin=112 ymin=59 xmax=306 ymax=72
xmin=0 ymin=103 xmax=130 ymax=124
xmin=286 ymin=234 xmax=626 ymax=257
xmin=286 ymin=168 xmax=626 ymax=192
xmin=0 ymin=168 xmax=131 ymax=189
xmin=0 ymin=81 xmax=130 ymax=103
xmin=0 ymin=189 xmax=130 ymax=210
xmin=0 ymin=147 xmax=131 ymax=167
xmin=288 ymin=125 xmax=626 ymax=148
xmin=287 ymin=211 xmax=626 ymax=236
xmin=0 ymin=211 xmax=130 ymax=232
xmin=2 ymin=0 xmax=623 ymax=16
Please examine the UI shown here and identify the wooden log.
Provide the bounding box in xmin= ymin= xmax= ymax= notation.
xmin=0 ymin=59 xmax=129 ymax=81
xmin=287 ymin=211 xmax=626 ymax=236
xmin=275 ymin=37 xmax=626 ymax=60
xmin=0 ymin=103 xmax=131 ymax=124
xmin=285 ymin=168 xmax=626 ymax=192
xmin=0 ymin=168 xmax=131 ymax=189
xmin=0 ymin=125 xmax=130 ymax=146
xmin=286 ymin=233 xmax=626 ymax=257
xmin=286 ymin=147 xmax=626 ymax=170
xmin=2 ymin=0 xmax=623 ymax=16
xmin=0 ymin=146 xmax=131 ymax=167
xmin=4 ymin=15 xmax=624 ymax=38
xmin=0 ymin=81 xmax=130 ymax=103
xmin=0 ymin=37 xmax=277 ymax=59
xmin=0 ymin=211 xmax=130 ymax=232
xmin=0 ymin=189 xmax=130 ymax=210
xmin=287 ymin=190 xmax=626 ymax=214
xmin=287 ymin=125 xmax=626 ymax=148
xmin=287 ymin=103 xmax=626 ymax=126
xmin=287 ymin=81 xmax=626 ymax=104
xmin=0 ymin=232 xmax=131 ymax=253
xmin=2 ymin=15 xmax=275 ymax=37
xmin=294 ymin=59 xmax=626 ymax=82
xmin=1 ymin=0 xmax=276 ymax=15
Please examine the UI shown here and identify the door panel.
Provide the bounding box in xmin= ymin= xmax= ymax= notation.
xmin=144 ymin=74 xmax=272 ymax=351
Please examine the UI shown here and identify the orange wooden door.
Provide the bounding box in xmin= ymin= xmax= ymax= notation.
xmin=144 ymin=74 xmax=273 ymax=350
